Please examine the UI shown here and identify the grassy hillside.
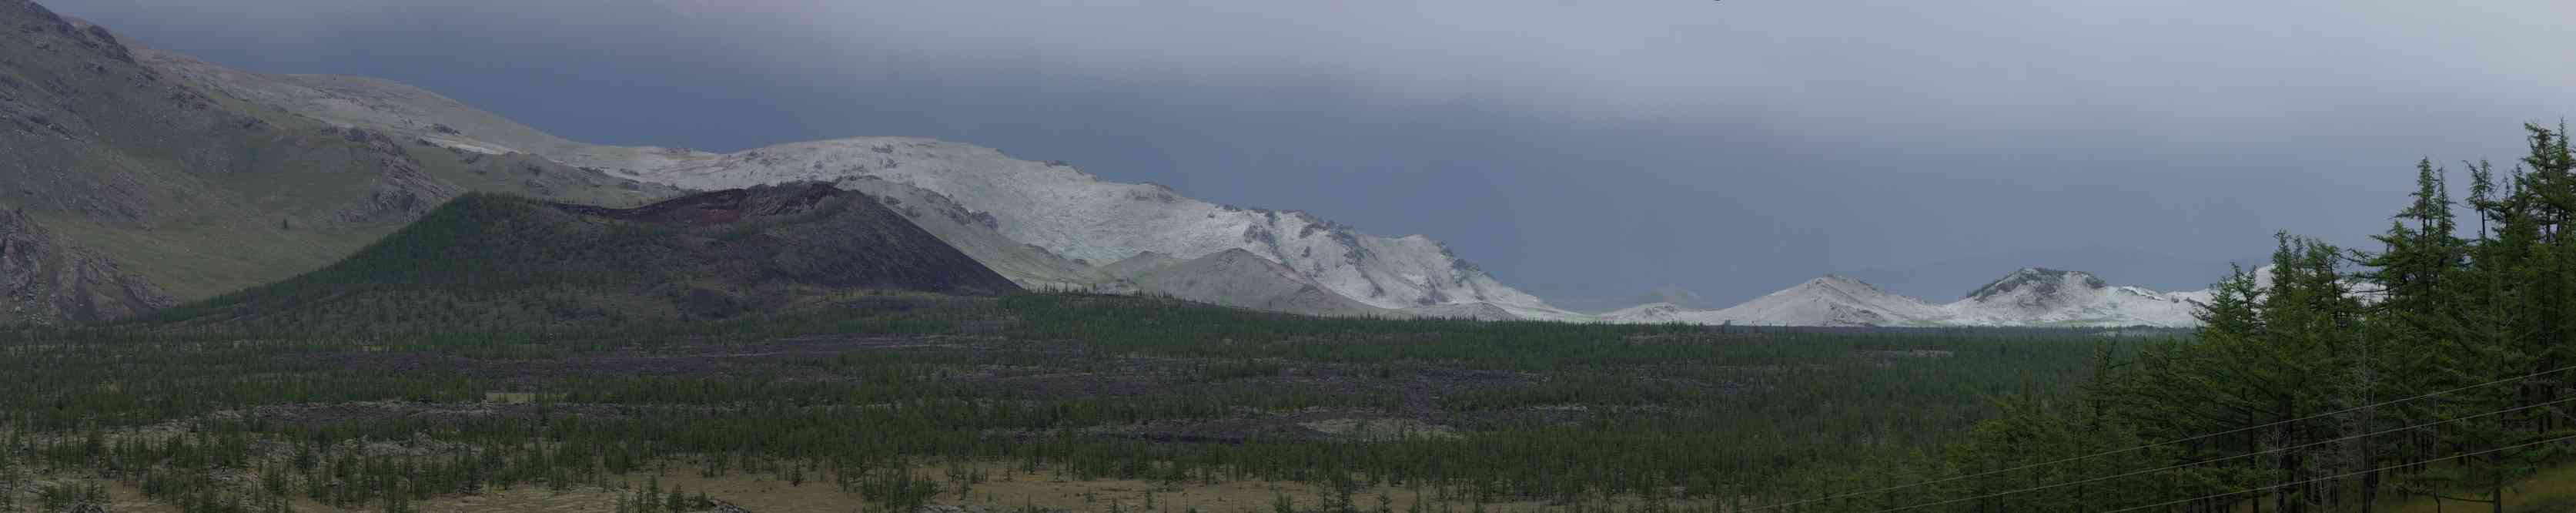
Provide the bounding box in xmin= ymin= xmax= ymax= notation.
xmin=0 ymin=0 xmax=680 ymax=321
xmin=142 ymin=183 xmax=1019 ymax=333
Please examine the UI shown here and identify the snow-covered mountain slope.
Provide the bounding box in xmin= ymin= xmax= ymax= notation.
xmin=137 ymin=49 xmax=686 ymax=168
xmin=1595 ymin=302 xmax=1701 ymax=324
xmin=1547 ymin=284 xmax=1718 ymax=314
xmin=1400 ymin=302 xmax=1524 ymax=321
xmin=1123 ymin=249 xmax=1399 ymax=318
xmin=2159 ymin=265 xmax=2385 ymax=307
xmin=142 ymin=53 xmax=1576 ymax=320
xmin=838 ymin=176 xmax=1122 ymax=292
xmin=1605 ymin=270 xmax=2210 ymax=327
xmin=1099 ymin=251 xmax=1188 ymax=279
xmin=1944 ymin=268 xmax=2204 ymax=327
xmin=1701 ymin=276 xmax=1953 ymax=327
xmin=1601 ymin=276 xmax=1951 ymax=327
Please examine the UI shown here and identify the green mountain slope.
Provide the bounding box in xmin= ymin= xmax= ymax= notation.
xmin=146 ymin=183 xmax=1022 ymax=332
xmin=0 ymin=0 xmax=680 ymax=323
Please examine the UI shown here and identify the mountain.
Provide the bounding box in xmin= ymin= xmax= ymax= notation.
xmin=2159 ymin=264 xmax=2385 ymax=307
xmin=39 ymin=1 xmax=2267 ymax=327
xmin=1121 ymin=249 xmax=1400 ymax=318
xmin=1544 ymin=284 xmax=1717 ymax=314
xmin=1601 ymin=275 xmax=1949 ymax=327
xmin=0 ymin=1 xmax=675 ymax=324
xmin=838 ymin=176 xmax=1122 ymax=292
xmin=1099 ymin=251 xmax=1189 ymax=279
xmin=1943 ymin=268 xmax=2205 ymax=327
xmin=147 ymin=183 xmax=1019 ymax=330
xmin=1605 ymin=269 xmax=2208 ymax=327
xmin=572 ymin=139 xmax=1576 ymax=319
xmin=132 ymin=49 xmax=1577 ymax=320
xmin=1848 ymin=246 xmax=2260 ymax=300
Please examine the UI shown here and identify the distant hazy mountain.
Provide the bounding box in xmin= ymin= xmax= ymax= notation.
xmin=1944 ymin=268 xmax=2205 ymax=327
xmin=1604 ymin=275 xmax=1949 ymax=327
xmin=1601 ymin=268 xmax=2208 ymax=327
xmin=1543 ymin=284 xmax=1717 ymax=314
xmin=1848 ymin=246 xmax=2260 ymax=301
xmin=2158 ymin=264 xmax=2385 ymax=308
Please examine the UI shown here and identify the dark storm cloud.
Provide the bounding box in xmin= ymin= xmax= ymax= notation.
xmin=43 ymin=0 xmax=2576 ymax=302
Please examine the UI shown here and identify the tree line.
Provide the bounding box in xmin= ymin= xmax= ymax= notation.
xmin=1778 ymin=124 xmax=2576 ymax=512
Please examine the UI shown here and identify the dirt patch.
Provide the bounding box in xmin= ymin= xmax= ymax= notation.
xmin=1295 ymin=417 xmax=1458 ymax=441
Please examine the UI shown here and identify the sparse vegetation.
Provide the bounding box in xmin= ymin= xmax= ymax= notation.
xmin=0 ymin=286 xmax=2131 ymax=511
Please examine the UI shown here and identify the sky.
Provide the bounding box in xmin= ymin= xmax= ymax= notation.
xmin=44 ymin=0 xmax=2576 ymax=304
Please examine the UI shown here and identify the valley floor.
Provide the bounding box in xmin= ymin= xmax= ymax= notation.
xmin=26 ymin=461 xmax=1734 ymax=513
xmin=14 ymin=294 xmax=2559 ymax=512
xmin=0 ymin=293 xmax=2125 ymax=512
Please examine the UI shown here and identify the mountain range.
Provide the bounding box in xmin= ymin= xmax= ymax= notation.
xmin=2 ymin=1 xmax=2243 ymax=328
xmin=1600 ymin=268 xmax=2213 ymax=327
xmin=1845 ymin=246 xmax=2263 ymax=302
xmin=135 ymin=32 xmax=1579 ymax=322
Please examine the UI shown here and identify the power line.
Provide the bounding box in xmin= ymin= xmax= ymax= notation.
xmin=1859 ymin=395 xmax=2576 ymax=513
xmin=2099 ymin=434 xmax=2576 ymax=513
xmin=1740 ymin=364 xmax=2576 ymax=512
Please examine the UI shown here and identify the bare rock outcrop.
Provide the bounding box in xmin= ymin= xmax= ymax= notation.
xmin=0 ymin=208 xmax=175 ymax=324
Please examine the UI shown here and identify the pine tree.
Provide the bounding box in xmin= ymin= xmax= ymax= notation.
xmin=2352 ymin=159 xmax=2465 ymax=510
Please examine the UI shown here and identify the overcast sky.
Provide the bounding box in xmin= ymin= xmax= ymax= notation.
xmin=46 ymin=0 xmax=2576 ymax=303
